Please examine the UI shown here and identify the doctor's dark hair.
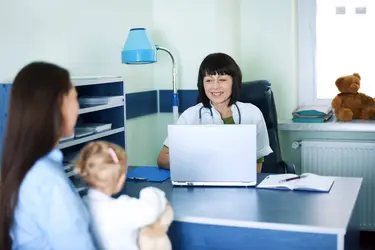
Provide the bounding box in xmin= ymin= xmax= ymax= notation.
xmin=197 ymin=53 xmax=242 ymax=108
xmin=0 ymin=62 xmax=72 ymax=249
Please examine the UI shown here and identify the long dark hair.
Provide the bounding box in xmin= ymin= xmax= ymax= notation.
xmin=0 ymin=62 xmax=72 ymax=249
xmin=197 ymin=52 xmax=242 ymax=108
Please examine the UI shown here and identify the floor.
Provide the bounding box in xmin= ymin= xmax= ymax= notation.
xmin=360 ymin=231 xmax=375 ymax=250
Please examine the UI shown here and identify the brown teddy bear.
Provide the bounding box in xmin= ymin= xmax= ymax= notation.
xmin=331 ymin=73 xmax=375 ymax=121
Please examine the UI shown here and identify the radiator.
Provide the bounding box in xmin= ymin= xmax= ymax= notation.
xmin=301 ymin=140 xmax=375 ymax=231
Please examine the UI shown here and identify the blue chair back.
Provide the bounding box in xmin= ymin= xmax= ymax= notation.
xmin=238 ymin=80 xmax=283 ymax=173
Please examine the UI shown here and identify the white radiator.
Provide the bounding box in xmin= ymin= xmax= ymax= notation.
xmin=301 ymin=140 xmax=375 ymax=231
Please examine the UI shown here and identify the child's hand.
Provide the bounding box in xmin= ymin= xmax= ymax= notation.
xmin=139 ymin=187 xmax=167 ymax=215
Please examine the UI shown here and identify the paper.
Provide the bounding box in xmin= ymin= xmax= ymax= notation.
xmin=127 ymin=166 xmax=170 ymax=182
xmin=257 ymin=173 xmax=334 ymax=192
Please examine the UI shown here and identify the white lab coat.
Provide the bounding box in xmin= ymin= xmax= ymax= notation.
xmin=84 ymin=187 xmax=167 ymax=250
xmin=163 ymin=101 xmax=273 ymax=160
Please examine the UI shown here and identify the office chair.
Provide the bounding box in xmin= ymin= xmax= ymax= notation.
xmin=238 ymin=80 xmax=296 ymax=174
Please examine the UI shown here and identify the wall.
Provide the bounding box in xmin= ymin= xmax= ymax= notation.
xmin=146 ymin=0 xmax=299 ymax=166
xmin=152 ymin=0 xmax=240 ymax=90
xmin=146 ymin=0 xmax=241 ymax=164
xmin=0 ymin=0 xmax=154 ymax=91
xmin=238 ymin=0 xmax=298 ymax=120
xmin=0 ymin=0 xmax=301 ymax=166
xmin=0 ymin=0 xmax=156 ymax=165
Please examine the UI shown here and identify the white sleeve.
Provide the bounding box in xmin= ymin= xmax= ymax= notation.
xmin=115 ymin=187 xmax=167 ymax=229
xmin=256 ymin=111 xmax=273 ymax=159
xmin=163 ymin=113 xmax=188 ymax=147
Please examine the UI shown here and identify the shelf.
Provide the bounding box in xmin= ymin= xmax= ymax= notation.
xmin=279 ymin=116 xmax=375 ymax=132
xmin=58 ymin=127 xmax=125 ymax=149
xmin=72 ymin=76 xmax=123 ymax=87
xmin=79 ymin=102 xmax=124 ymax=114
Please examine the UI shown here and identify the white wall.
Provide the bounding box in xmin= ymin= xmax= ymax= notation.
xmin=238 ymin=0 xmax=298 ymax=120
xmin=151 ymin=0 xmax=298 ymax=107
xmin=0 ymin=0 xmax=155 ymax=93
xmin=149 ymin=0 xmax=299 ymax=166
xmin=146 ymin=0 xmax=241 ymax=166
xmin=131 ymin=0 xmax=299 ymax=165
xmin=0 ymin=0 xmax=299 ymax=166
xmin=0 ymin=0 xmax=157 ymax=166
xmin=152 ymin=0 xmax=240 ymax=90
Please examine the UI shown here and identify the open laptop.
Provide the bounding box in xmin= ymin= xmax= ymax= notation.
xmin=168 ymin=124 xmax=257 ymax=187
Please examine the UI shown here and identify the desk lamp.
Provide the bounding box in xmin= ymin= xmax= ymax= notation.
xmin=121 ymin=28 xmax=179 ymax=124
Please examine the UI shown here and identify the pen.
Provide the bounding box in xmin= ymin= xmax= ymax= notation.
xmin=280 ymin=176 xmax=302 ymax=182
xmin=128 ymin=177 xmax=147 ymax=181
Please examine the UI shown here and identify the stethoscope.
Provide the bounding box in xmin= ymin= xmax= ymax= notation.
xmin=199 ymin=103 xmax=242 ymax=124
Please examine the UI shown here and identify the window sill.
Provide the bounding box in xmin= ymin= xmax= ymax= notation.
xmin=278 ymin=116 xmax=375 ymax=132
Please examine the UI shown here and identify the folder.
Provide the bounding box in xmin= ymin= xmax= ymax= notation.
xmin=127 ymin=166 xmax=170 ymax=182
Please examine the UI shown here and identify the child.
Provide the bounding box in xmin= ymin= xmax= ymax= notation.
xmin=75 ymin=141 xmax=169 ymax=250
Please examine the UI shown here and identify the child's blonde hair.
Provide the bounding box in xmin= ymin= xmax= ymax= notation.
xmin=75 ymin=141 xmax=127 ymax=193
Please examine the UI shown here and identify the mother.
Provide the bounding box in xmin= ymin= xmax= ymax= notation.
xmin=0 ymin=62 xmax=96 ymax=249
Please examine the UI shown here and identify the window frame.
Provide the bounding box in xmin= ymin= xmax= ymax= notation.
xmin=298 ymin=0 xmax=332 ymax=107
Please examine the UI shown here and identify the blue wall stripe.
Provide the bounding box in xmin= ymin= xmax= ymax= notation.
xmin=126 ymin=90 xmax=158 ymax=119
xmin=159 ymin=89 xmax=198 ymax=113
xmin=0 ymin=84 xmax=11 ymax=159
xmin=0 ymin=86 xmax=195 ymax=155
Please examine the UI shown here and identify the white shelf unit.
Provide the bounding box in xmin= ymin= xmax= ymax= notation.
xmin=59 ymin=127 xmax=125 ymax=149
xmin=61 ymin=76 xmax=126 ymax=195
xmin=78 ymin=102 xmax=124 ymax=115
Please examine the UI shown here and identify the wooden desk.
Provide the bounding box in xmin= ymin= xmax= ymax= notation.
xmin=122 ymin=174 xmax=362 ymax=250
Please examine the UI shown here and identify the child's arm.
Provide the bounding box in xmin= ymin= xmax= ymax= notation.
xmin=115 ymin=187 xmax=167 ymax=228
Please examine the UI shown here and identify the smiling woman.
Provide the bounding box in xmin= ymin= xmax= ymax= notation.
xmin=157 ymin=53 xmax=273 ymax=173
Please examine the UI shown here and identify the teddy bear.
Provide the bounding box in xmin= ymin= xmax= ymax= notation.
xmin=138 ymin=202 xmax=174 ymax=250
xmin=331 ymin=73 xmax=375 ymax=121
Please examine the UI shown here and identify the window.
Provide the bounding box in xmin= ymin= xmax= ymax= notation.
xmin=298 ymin=0 xmax=375 ymax=106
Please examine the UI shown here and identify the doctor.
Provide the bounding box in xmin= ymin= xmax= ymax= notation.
xmin=157 ymin=52 xmax=273 ymax=173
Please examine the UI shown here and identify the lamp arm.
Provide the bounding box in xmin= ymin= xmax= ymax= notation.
xmin=156 ymin=46 xmax=177 ymax=94
xmin=156 ymin=46 xmax=179 ymax=124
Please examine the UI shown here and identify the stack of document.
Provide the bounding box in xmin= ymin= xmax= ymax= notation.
xmin=79 ymin=96 xmax=124 ymax=106
xmin=292 ymin=106 xmax=333 ymax=123
xmin=74 ymin=123 xmax=112 ymax=138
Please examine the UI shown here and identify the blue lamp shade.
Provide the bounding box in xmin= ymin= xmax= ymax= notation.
xmin=121 ymin=28 xmax=157 ymax=64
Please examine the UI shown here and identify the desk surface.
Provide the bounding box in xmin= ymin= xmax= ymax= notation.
xmin=122 ymin=173 xmax=362 ymax=235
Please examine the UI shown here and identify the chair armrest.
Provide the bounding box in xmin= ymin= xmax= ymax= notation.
xmin=279 ymin=161 xmax=296 ymax=174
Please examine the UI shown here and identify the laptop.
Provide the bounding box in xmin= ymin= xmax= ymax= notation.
xmin=168 ymin=124 xmax=257 ymax=187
